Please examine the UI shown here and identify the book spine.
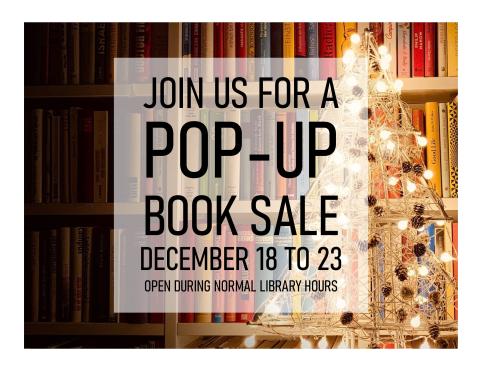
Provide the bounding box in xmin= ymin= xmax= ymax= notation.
xmin=412 ymin=23 xmax=425 ymax=77
xmin=424 ymin=23 xmax=436 ymax=77
xmin=82 ymin=227 xmax=93 ymax=322
xmin=179 ymin=231 xmax=195 ymax=323
xmin=294 ymin=22 xmax=307 ymax=57
xmin=444 ymin=222 xmax=455 ymax=319
xmin=236 ymin=22 xmax=247 ymax=77
xmin=224 ymin=23 xmax=235 ymax=77
xmin=182 ymin=109 xmax=200 ymax=200
xmin=270 ymin=23 xmax=283 ymax=58
xmin=209 ymin=111 xmax=225 ymax=198
xmin=151 ymin=23 xmax=169 ymax=58
xmin=48 ymin=23 xmax=68 ymax=84
xmin=397 ymin=22 xmax=411 ymax=78
xmin=224 ymin=230 xmax=237 ymax=322
xmin=191 ymin=22 xmax=201 ymax=81
xmin=30 ymin=231 xmax=40 ymax=322
xmin=68 ymin=23 xmax=80 ymax=84
xmin=447 ymin=23 xmax=458 ymax=77
xmin=246 ymin=23 xmax=256 ymax=80
xmin=447 ymin=99 xmax=458 ymax=197
xmin=318 ymin=22 xmax=336 ymax=79
xmin=425 ymin=102 xmax=442 ymax=195
xmin=78 ymin=110 xmax=94 ymax=202
xmin=255 ymin=23 xmax=271 ymax=77
xmin=437 ymin=23 xmax=448 ymax=77
xmin=201 ymin=23 xmax=214 ymax=82
xmin=438 ymin=103 xmax=451 ymax=197
xmin=48 ymin=229 xmax=57 ymax=322
xmin=43 ymin=111 xmax=53 ymax=202
xmin=32 ymin=109 xmax=43 ymax=203
xmin=224 ymin=110 xmax=241 ymax=197
xmin=69 ymin=108 xmax=79 ymax=202
xmin=124 ymin=113 xmax=141 ymax=202
xmin=263 ymin=110 xmax=276 ymax=198
xmin=60 ymin=110 xmax=70 ymax=203
xmin=95 ymin=23 xmax=107 ymax=83
xmin=240 ymin=110 xmax=251 ymax=200
xmin=286 ymin=112 xmax=297 ymax=199
xmin=194 ymin=228 xmax=212 ymax=323
xmin=59 ymin=227 xmax=70 ymax=321
xmin=212 ymin=225 xmax=226 ymax=323
xmin=93 ymin=229 xmax=109 ymax=321
xmin=109 ymin=229 xmax=116 ymax=321
xmin=306 ymin=23 xmax=319 ymax=80
xmin=72 ymin=228 xmax=83 ymax=322
xmin=335 ymin=22 xmax=356 ymax=57
xmin=236 ymin=225 xmax=255 ymax=322
xmin=255 ymin=233 xmax=274 ymax=313
xmin=412 ymin=108 xmax=426 ymax=162
xmin=107 ymin=23 xmax=119 ymax=84
xmin=250 ymin=110 xmax=265 ymax=197
xmin=369 ymin=22 xmax=384 ymax=45
xmin=276 ymin=111 xmax=287 ymax=198
xmin=296 ymin=109 xmax=309 ymax=197
xmin=51 ymin=114 xmax=61 ymax=203
xmin=93 ymin=111 xmax=109 ymax=202
xmin=199 ymin=109 xmax=209 ymax=195
xmin=213 ymin=23 xmax=224 ymax=79
xmin=131 ymin=23 xmax=151 ymax=82
xmin=39 ymin=232 xmax=49 ymax=321
xmin=79 ymin=23 xmax=95 ymax=84
xmin=383 ymin=22 xmax=397 ymax=77
xmin=182 ymin=23 xmax=192 ymax=57
xmin=283 ymin=23 xmax=294 ymax=78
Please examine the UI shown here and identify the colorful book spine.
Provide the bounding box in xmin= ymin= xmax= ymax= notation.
xmin=236 ymin=225 xmax=255 ymax=322
xmin=255 ymin=233 xmax=274 ymax=313
xmin=296 ymin=109 xmax=309 ymax=197
xmin=306 ymin=23 xmax=319 ymax=80
xmin=240 ymin=110 xmax=251 ymax=200
xmin=397 ymin=22 xmax=411 ymax=78
xmin=236 ymin=22 xmax=247 ymax=77
xmin=93 ymin=111 xmax=108 ymax=203
xmin=254 ymin=23 xmax=271 ymax=78
xmin=191 ymin=22 xmax=201 ymax=81
xmin=447 ymin=98 xmax=458 ymax=197
xmin=438 ymin=103 xmax=451 ymax=197
xmin=246 ymin=23 xmax=256 ymax=80
xmin=425 ymin=102 xmax=442 ymax=195
xmin=250 ymin=109 xmax=265 ymax=197
xmin=447 ymin=23 xmax=458 ymax=77
xmin=369 ymin=22 xmax=384 ymax=45
xmin=383 ymin=22 xmax=397 ymax=76
xmin=318 ymin=22 xmax=336 ymax=79
xmin=437 ymin=23 xmax=448 ymax=77
xmin=224 ymin=23 xmax=236 ymax=77
xmin=412 ymin=23 xmax=425 ymax=77
xmin=283 ymin=22 xmax=295 ymax=78
xmin=224 ymin=110 xmax=241 ymax=197
xmin=95 ymin=23 xmax=107 ymax=83
xmin=212 ymin=225 xmax=226 ymax=323
xmin=424 ymin=23 xmax=436 ymax=77
xmin=263 ymin=110 xmax=276 ymax=198
xmin=194 ymin=228 xmax=212 ymax=323
xmin=213 ymin=23 xmax=224 ymax=79
xmin=201 ymin=23 xmax=214 ymax=82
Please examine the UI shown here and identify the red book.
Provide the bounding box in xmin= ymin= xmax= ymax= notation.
xmin=412 ymin=23 xmax=425 ymax=77
xmin=236 ymin=225 xmax=255 ymax=323
xmin=318 ymin=23 xmax=336 ymax=79
xmin=452 ymin=222 xmax=458 ymax=320
xmin=286 ymin=112 xmax=297 ymax=199
xmin=369 ymin=22 xmax=384 ymax=45
xmin=235 ymin=23 xmax=247 ymax=77
xmin=424 ymin=22 xmax=436 ymax=77
xmin=294 ymin=23 xmax=307 ymax=57
xmin=78 ymin=110 xmax=94 ymax=202
xmin=213 ymin=22 xmax=224 ymax=79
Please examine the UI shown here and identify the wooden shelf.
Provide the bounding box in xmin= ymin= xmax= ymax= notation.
xmin=25 ymin=322 xmax=164 ymax=336
xmin=25 ymin=77 xmax=457 ymax=101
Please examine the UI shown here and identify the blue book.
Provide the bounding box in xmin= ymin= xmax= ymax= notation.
xmin=296 ymin=109 xmax=310 ymax=198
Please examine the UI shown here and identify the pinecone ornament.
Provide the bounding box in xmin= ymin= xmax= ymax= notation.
xmin=429 ymin=291 xmax=441 ymax=306
xmin=402 ymin=161 xmax=413 ymax=173
xmin=413 ymin=203 xmax=425 ymax=215
xmin=395 ymin=264 xmax=408 ymax=281
xmin=368 ymin=194 xmax=377 ymax=207
xmin=411 ymin=215 xmax=425 ymax=229
xmin=368 ymin=234 xmax=381 ymax=249
xmin=340 ymin=311 xmax=354 ymax=325
xmin=413 ymin=163 xmax=424 ymax=176
xmin=382 ymin=283 xmax=392 ymax=297
xmin=373 ymin=206 xmax=385 ymax=217
xmin=352 ymin=85 xmax=363 ymax=97
xmin=413 ymin=243 xmax=427 ymax=257
xmin=368 ymin=152 xmax=376 ymax=162
xmin=396 ymin=308 xmax=407 ymax=323
xmin=400 ymin=286 xmax=414 ymax=300
xmin=429 ymin=324 xmax=440 ymax=340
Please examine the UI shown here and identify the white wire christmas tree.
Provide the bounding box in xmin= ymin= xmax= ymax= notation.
xmin=249 ymin=31 xmax=458 ymax=349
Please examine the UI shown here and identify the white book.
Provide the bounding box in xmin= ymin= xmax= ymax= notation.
xmin=94 ymin=111 xmax=109 ymax=202
xmin=437 ymin=23 xmax=448 ymax=77
xmin=438 ymin=103 xmax=451 ymax=197
xmin=383 ymin=22 xmax=397 ymax=77
xmin=224 ymin=110 xmax=241 ymax=197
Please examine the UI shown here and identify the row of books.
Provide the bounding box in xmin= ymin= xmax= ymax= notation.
xmin=410 ymin=97 xmax=458 ymax=198
xmin=25 ymin=22 xmax=458 ymax=86
xmin=25 ymin=227 xmax=165 ymax=324
xmin=26 ymin=108 xmax=110 ymax=203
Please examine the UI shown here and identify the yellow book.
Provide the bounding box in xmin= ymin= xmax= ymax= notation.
xmin=335 ymin=22 xmax=357 ymax=57
xmin=447 ymin=97 xmax=458 ymax=197
xmin=447 ymin=23 xmax=458 ymax=77
xmin=425 ymin=102 xmax=442 ymax=196
xmin=444 ymin=222 xmax=455 ymax=320
xmin=194 ymin=227 xmax=213 ymax=323
xmin=283 ymin=22 xmax=294 ymax=78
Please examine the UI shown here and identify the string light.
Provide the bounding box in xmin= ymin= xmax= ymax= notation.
xmin=350 ymin=33 xmax=361 ymax=44
xmin=318 ymin=337 xmax=328 ymax=349
xmin=375 ymin=80 xmax=387 ymax=93
xmin=423 ymin=169 xmax=434 ymax=180
xmin=398 ymin=220 xmax=408 ymax=230
xmin=386 ymin=140 xmax=395 ymax=151
xmin=379 ymin=129 xmax=392 ymax=140
xmin=410 ymin=315 xmax=421 ymax=328
xmin=418 ymin=265 xmax=429 ymax=276
xmin=406 ymin=180 xmax=417 ymax=193
xmin=244 ymin=335 xmax=256 ymax=348
xmin=342 ymin=49 xmax=356 ymax=66
xmin=394 ymin=79 xmax=404 ymax=92
xmin=300 ymin=337 xmax=312 ymax=349
xmin=388 ymin=176 xmax=399 ymax=186
xmin=378 ymin=45 xmax=388 ymax=56
xmin=440 ymin=252 xmax=454 ymax=263
xmin=416 ymin=135 xmax=428 ymax=147
xmin=419 ymin=338 xmax=430 ymax=349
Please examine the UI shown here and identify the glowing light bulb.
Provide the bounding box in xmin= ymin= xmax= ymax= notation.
xmin=420 ymin=338 xmax=430 ymax=349
xmin=440 ymin=252 xmax=453 ymax=263
xmin=375 ymin=80 xmax=387 ymax=93
xmin=301 ymin=337 xmax=312 ymax=349
xmin=436 ymin=220 xmax=446 ymax=226
xmin=398 ymin=220 xmax=408 ymax=230
xmin=386 ymin=140 xmax=396 ymax=151
xmin=347 ymin=99 xmax=362 ymax=114
xmin=388 ymin=176 xmax=399 ymax=186
xmin=350 ymin=33 xmax=361 ymax=44
xmin=410 ymin=315 xmax=421 ymax=328
xmin=336 ymin=298 xmax=346 ymax=310
xmin=244 ymin=335 xmax=256 ymax=348
xmin=346 ymin=75 xmax=358 ymax=87
xmin=378 ymin=45 xmax=388 ymax=56
xmin=406 ymin=180 xmax=417 ymax=193
xmin=379 ymin=54 xmax=392 ymax=70
xmin=379 ymin=129 xmax=392 ymax=140
xmin=342 ymin=49 xmax=356 ymax=66
xmin=318 ymin=337 xmax=328 ymax=349
xmin=407 ymin=268 xmax=416 ymax=277
xmin=416 ymin=136 xmax=428 ymax=147
xmin=418 ymin=265 xmax=429 ymax=276
xmin=415 ymin=295 xmax=428 ymax=304
xmin=423 ymin=169 xmax=434 ymax=180
xmin=337 ymin=339 xmax=348 ymax=349
xmin=394 ymin=79 xmax=404 ymax=92
xmin=417 ymin=225 xmax=425 ymax=232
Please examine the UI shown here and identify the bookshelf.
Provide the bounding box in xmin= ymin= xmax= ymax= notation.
xmin=24 ymin=22 xmax=459 ymax=349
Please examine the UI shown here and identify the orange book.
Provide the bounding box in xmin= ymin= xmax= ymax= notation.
xmin=425 ymin=102 xmax=442 ymax=196
xmin=412 ymin=109 xmax=426 ymax=162
xmin=283 ymin=23 xmax=294 ymax=78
